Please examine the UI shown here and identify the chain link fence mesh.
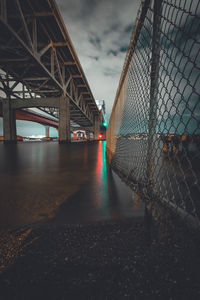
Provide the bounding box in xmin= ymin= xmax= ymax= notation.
xmin=106 ymin=0 xmax=200 ymax=229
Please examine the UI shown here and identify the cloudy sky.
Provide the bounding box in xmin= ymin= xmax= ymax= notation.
xmin=56 ymin=0 xmax=141 ymax=118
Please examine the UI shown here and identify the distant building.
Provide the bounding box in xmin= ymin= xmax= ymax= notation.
xmin=96 ymin=100 xmax=106 ymax=123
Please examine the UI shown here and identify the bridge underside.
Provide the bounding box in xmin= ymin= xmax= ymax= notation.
xmin=0 ymin=102 xmax=96 ymax=139
xmin=0 ymin=0 xmax=102 ymax=142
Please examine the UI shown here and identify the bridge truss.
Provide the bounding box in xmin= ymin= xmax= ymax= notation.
xmin=0 ymin=0 xmax=102 ymax=142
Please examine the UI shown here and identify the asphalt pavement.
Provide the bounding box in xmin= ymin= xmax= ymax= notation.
xmin=1 ymin=217 xmax=200 ymax=299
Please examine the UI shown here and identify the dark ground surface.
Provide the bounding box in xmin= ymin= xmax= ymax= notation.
xmin=1 ymin=142 xmax=200 ymax=299
xmin=1 ymin=217 xmax=200 ymax=300
xmin=0 ymin=141 xmax=144 ymax=230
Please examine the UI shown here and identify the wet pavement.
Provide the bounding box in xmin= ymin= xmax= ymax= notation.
xmin=0 ymin=141 xmax=144 ymax=231
xmin=1 ymin=141 xmax=200 ymax=299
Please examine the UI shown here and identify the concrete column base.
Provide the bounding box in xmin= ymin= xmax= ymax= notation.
xmin=85 ymin=131 xmax=90 ymax=141
xmin=94 ymin=116 xmax=101 ymax=140
xmin=3 ymin=100 xmax=17 ymax=143
xmin=59 ymin=140 xmax=71 ymax=144
xmin=45 ymin=126 xmax=50 ymax=138
xmin=59 ymin=95 xmax=71 ymax=143
xmin=4 ymin=140 xmax=17 ymax=144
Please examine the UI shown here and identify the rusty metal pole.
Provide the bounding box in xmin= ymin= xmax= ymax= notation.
xmin=147 ymin=0 xmax=163 ymax=186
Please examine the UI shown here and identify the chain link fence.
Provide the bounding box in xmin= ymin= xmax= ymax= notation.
xmin=106 ymin=0 xmax=200 ymax=229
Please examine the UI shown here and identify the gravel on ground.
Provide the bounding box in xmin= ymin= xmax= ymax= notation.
xmin=0 ymin=217 xmax=200 ymax=300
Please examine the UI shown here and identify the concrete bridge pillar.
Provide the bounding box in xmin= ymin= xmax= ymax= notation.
xmin=94 ymin=116 xmax=101 ymax=140
xmin=3 ymin=100 xmax=17 ymax=143
xmin=59 ymin=95 xmax=70 ymax=143
xmin=45 ymin=126 xmax=50 ymax=138
xmin=85 ymin=131 xmax=90 ymax=141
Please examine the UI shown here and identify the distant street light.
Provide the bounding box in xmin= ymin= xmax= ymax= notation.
xmin=102 ymin=121 xmax=108 ymax=127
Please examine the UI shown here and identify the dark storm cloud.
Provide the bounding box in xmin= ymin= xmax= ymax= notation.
xmin=107 ymin=45 xmax=128 ymax=55
xmin=89 ymin=34 xmax=102 ymax=50
xmin=80 ymin=0 xmax=99 ymax=17
xmin=56 ymin=0 xmax=99 ymax=19
xmin=119 ymin=46 xmax=128 ymax=53
xmin=104 ymin=68 xmax=119 ymax=76
xmin=107 ymin=50 xmax=118 ymax=56
xmin=89 ymin=55 xmax=99 ymax=61
xmin=103 ymin=23 xmax=120 ymax=35
xmin=124 ymin=23 xmax=133 ymax=33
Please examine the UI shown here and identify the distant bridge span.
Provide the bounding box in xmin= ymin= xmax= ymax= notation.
xmin=0 ymin=102 xmax=58 ymax=128
xmin=0 ymin=0 xmax=102 ymax=142
xmin=0 ymin=102 xmax=95 ymax=136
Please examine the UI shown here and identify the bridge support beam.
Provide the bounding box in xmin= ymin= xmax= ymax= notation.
xmin=3 ymin=100 xmax=17 ymax=143
xmin=94 ymin=116 xmax=101 ymax=140
xmin=45 ymin=126 xmax=50 ymax=138
xmin=85 ymin=130 xmax=91 ymax=141
xmin=59 ymin=95 xmax=70 ymax=143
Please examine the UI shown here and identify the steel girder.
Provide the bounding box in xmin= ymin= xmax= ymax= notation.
xmin=0 ymin=0 xmax=100 ymax=127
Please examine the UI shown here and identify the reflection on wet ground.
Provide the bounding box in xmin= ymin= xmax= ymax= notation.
xmin=1 ymin=142 xmax=200 ymax=299
xmin=0 ymin=141 xmax=144 ymax=230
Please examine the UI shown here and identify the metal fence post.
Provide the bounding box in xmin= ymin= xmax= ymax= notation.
xmin=147 ymin=0 xmax=163 ymax=186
